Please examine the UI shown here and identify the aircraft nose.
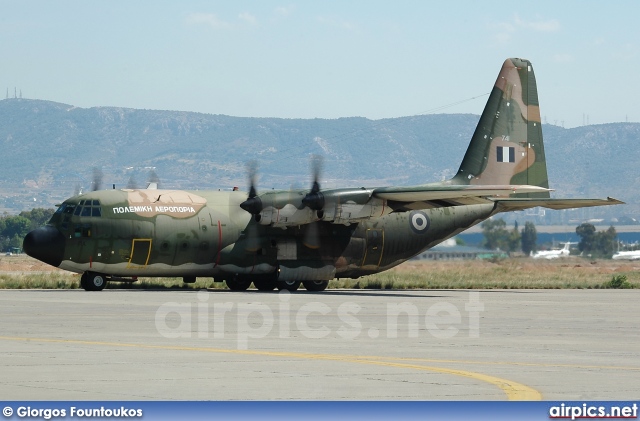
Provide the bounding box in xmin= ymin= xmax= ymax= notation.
xmin=23 ymin=226 xmax=65 ymax=267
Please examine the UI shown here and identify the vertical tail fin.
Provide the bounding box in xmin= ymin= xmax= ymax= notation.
xmin=452 ymin=58 xmax=549 ymax=198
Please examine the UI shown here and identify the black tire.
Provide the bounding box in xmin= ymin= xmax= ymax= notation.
xmin=225 ymin=278 xmax=252 ymax=291
xmin=302 ymin=280 xmax=329 ymax=291
xmin=82 ymin=272 xmax=107 ymax=291
xmin=253 ymin=279 xmax=277 ymax=291
xmin=276 ymin=279 xmax=301 ymax=291
xmin=183 ymin=276 xmax=197 ymax=284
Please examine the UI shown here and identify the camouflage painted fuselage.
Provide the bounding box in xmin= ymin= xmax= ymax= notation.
xmin=46 ymin=188 xmax=494 ymax=281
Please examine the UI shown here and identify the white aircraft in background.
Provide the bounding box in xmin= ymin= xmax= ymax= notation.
xmin=612 ymin=250 xmax=640 ymax=260
xmin=532 ymin=242 xmax=575 ymax=259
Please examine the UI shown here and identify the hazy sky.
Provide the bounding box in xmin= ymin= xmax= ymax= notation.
xmin=2 ymin=1 xmax=638 ymax=128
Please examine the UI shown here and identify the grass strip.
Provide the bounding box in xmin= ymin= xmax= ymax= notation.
xmin=1 ymin=259 xmax=637 ymax=290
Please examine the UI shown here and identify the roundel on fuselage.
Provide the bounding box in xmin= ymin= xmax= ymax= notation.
xmin=409 ymin=211 xmax=430 ymax=234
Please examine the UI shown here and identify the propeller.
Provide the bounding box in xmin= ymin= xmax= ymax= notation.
xmin=302 ymin=154 xmax=325 ymax=249
xmin=126 ymin=175 xmax=138 ymax=189
xmin=301 ymin=154 xmax=325 ymax=212
xmin=238 ymin=161 xmax=263 ymax=252
xmin=239 ymin=160 xmax=263 ymax=215
xmin=147 ymin=169 xmax=160 ymax=189
xmin=91 ymin=167 xmax=103 ymax=191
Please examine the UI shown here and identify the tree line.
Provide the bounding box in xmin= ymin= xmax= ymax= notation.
xmin=0 ymin=208 xmax=54 ymax=252
xmin=481 ymin=218 xmax=618 ymax=258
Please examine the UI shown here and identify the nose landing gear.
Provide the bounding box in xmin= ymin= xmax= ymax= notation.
xmin=80 ymin=272 xmax=108 ymax=291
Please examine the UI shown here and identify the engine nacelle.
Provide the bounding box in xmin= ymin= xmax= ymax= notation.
xmin=319 ymin=189 xmax=391 ymax=224
xmin=255 ymin=188 xmax=391 ymax=227
xmin=254 ymin=190 xmax=313 ymax=227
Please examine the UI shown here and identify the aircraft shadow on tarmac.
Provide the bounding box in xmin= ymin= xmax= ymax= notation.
xmin=82 ymin=286 xmax=542 ymax=299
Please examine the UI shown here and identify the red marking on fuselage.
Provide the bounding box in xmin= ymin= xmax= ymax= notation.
xmin=215 ymin=220 xmax=222 ymax=267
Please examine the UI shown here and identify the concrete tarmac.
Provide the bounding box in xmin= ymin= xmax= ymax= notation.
xmin=0 ymin=289 xmax=638 ymax=401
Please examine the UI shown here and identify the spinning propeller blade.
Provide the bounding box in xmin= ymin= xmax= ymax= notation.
xmin=239 ymin=161 xmax=263 ymax=251
xmin=302 ymin=155 xmax=325 ymax=248
xmin=240 ymin=160 xmax=263 ymax=215
xmin=302 ymin=154 xmax=325 ymax=211
xmin=91 ymin=167 xmax=103 ymax=191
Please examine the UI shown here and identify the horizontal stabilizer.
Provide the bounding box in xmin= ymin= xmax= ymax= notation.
xmin=493 ymin=197 xmax=624 ymax=212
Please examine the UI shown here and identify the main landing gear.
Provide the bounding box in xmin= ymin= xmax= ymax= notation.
xmin=276 ymin=279 xmax=302 ymax=291
xmin=225 ymin=278 xmax=253 ymax=291
xmin=224 ymin=277 xmax=328 ymax=292
xmin=302 ymin=280 xmax=329 ymax=291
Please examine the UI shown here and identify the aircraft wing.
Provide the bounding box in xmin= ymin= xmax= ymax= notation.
xmin=373 ymin=185 xmax=623 ymax=212
xmin=373 ymin=184 xmax=552 ymax=201
xmin=373 ymin=184 xmax=552 ymax=210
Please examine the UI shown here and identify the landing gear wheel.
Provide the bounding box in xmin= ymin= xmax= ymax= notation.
xmin=302 ymin=280 xmax=329 ymax=292
xmin=225 ymin=278 xmax=252 ymax=291
xmin=81 ymin=272 xmax=107 ymax=291
xmin=277 ymin=280 xmax=301 ymax=291
xmin=253 ymin=279 xmax=277 ymax=291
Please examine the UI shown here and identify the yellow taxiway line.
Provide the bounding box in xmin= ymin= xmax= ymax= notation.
xmin=0 ymin=335 xmax=541 ymax=400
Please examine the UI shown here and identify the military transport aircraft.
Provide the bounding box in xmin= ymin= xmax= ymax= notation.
xmin=23 ymin=58 xmax=622 ymax=291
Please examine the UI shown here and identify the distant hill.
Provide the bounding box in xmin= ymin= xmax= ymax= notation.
xmin=0 ymin=98 xmax=637 ymax=218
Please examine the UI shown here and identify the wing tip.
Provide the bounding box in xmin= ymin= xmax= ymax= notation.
xmin=607 ymin=197 xmax=625 ymax=205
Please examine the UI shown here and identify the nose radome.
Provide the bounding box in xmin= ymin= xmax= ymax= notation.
xmin=23 ymin=226 xmax=65 ymax=267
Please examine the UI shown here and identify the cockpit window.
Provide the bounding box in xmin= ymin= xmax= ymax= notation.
xmin=74 ymin=200 xmax=102 ymax=218
xmin=55 ymin=204 xmax=76 ymax=215
xmin=53 ymin=204 xmax=76 ymax=230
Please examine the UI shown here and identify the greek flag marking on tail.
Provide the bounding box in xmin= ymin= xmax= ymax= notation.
xmin=497 ymin=146 xmax=515 ymax=163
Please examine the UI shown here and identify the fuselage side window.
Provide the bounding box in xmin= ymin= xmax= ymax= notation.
xmin=73 ymin=224 xmax=92 ymax=237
